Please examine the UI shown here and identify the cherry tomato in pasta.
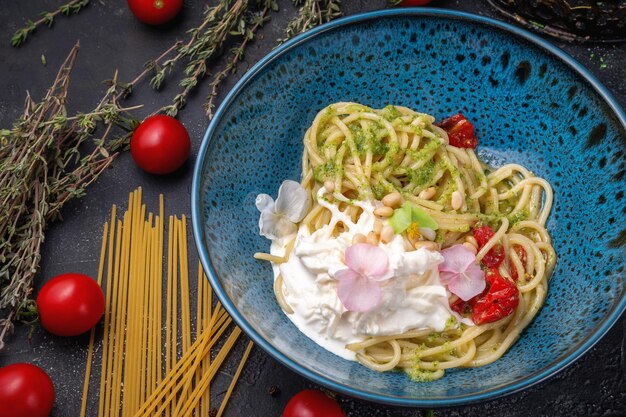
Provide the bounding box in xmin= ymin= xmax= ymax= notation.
xmin=0 ymin=363 xmax=54 ymax=417
xmin=283 ymin=389 xmax=346 ymax=417
xmin=436 ymin=113 xmax=478 ymax=148
xmin=130 ymin=115 xmax=191 ymax=175
xmin=509 ymin=245 xmax=527 ymax=281
xmin=37 ymin=273 xmax=105 ymax=336
xmin=399 ymin=0 xmax=433 ymax=5
xmin=127 ymin=0 xmax=183 ymax=25
xmin=471 ymin=268 xmax=519 ymax=325
xmin=473 ymin=224 xmax=505 ymax=267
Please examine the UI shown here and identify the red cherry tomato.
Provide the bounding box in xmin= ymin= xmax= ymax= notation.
xmin=130 ymin=115 xmax=191 ymax=175
xmin=283 ymin=390 xmax=346 ymax=417
xmin=473 ymin=224 xmax=505 ymax=267
xmin=0 ymin=363 xmax=54 ymax=417
xmin=471 ymin=268 xmax=519 ymax=325
xmin=399 ymin=0 xmax=433 ymax=5
xmin=36 ymin=273 xmax=105 ymax=336
xmin=127 ymin=0 xmax=183 ymax=25
xmin=509 ymin=245 xmax=527 ymax=281
xmin=436 ymin=113 xmax=478 ymax=148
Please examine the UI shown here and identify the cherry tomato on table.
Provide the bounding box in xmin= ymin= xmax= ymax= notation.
xmin=37 ymin=272 xmax=105 ymax=336
xmin=0 ymin=363 xmax=54 ymax=417
xmin=399 ymin=0 xmax=434 ymax=5
xmin=127 ymin=0 xmax=183 ymax=25
xmin=283 ymin=389 xmax=346 ymax=417
xmin=131 ymin=115 xmax=191 ymax=175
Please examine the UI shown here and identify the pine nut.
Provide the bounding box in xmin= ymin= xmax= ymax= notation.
xmin=367 ymin=231 xmax=380 ymax=246
xmin=382 ymin=192 xmax=402 ymax=208
xmin=373 ymin=219 xmax=383 ymax=234
xmin=465 ymin=235 xmax=478 ymax=248
xmin=451 ymin=191 xmax=463 ymax=210
xmin=413 ymin=241 xmax=439 ymax=251
xmin=418 ymin=187 xmax=436 ymax=200
xmin=374 ymin=206 xmax=394 ymax=217
xmin=324 ymin=180 xmax=335 ymax=192
xmin=352 ymin=233 xmax=367 ymax=245
xmin=463 ymin=242 xmax=478 ymax=254
xmin=380 ymin=226 xmax=394 ymax=243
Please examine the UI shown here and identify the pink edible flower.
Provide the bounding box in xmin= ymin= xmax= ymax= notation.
xmin=438 ymin=244 xmax=486 ymax=301
xmin=335 ymin=243 xmax=393 ymax=313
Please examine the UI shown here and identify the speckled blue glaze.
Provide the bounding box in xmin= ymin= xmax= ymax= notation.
xmin=191 ymin=9 xmax=626 ymax=407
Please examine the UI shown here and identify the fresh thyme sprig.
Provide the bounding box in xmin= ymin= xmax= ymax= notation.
xmin=11 ymin=0 xmax=90 ymax=47
xmin=281 ymin=0 xmax=342 ymax=43
xmin=0 ymin=43 xmax=140 ymax=349
xmin=161 ymin=0 xmax=253 ymax=117
xmin=205 ymin=0 xmax=276 ymax=118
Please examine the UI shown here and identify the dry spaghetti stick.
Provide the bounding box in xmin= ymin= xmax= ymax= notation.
xmin=132 ymin=308 xmax=229 ymax=416
xmin=110 ymin=200 xmax=132 ymax=417
xmin=166 ymin=215 xmax=174 ymax=374
xmin=98 ymin=206 xmax=118 ymax=417
xmin=179 ymin=216 xmax=192 ymax=353
xmin=79 ymin=221 xmax=108 ymax=417
xmin=139 ymin=215 xmax=152 ymax=406
xmin=215 ymin=341 xmax=254 ymax=417
xmin=202 ymin=266 xmax=212 ymax=415
xmin=177 ymin=328 xmax=242 ymax=417
xmin=157 ymin=310 xmax=232 ymax=417
xmin=195 ymin=262 xmax=204 ymax=417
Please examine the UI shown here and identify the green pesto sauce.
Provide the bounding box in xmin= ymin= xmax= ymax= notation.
xmin=350 ymin=123 xmax=389 ymax=156
xmin=507 ymin=209 xmax=529 ymax=226
xmin=379 ymin=105 xmax=403 ymax=121
xmin=371 ymin=183 xmax=386 ymax=200
xmin=427 ymin=332 xmax=441 ymax=343
xmin=406 ymin=368 xmax=438 ymax=383
xmin=445 ymin=316 xmax=457 ymax=329
xmin=408 ymin=160 xmax=437 ymax=187
xmin=313 ymin=160 xmax=338 ymax=182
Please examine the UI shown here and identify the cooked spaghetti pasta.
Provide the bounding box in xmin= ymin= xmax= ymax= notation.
xmin=263 ymin=103 xmax=556 ymax=381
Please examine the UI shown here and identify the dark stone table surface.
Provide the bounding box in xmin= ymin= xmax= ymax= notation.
xmin=0 ymin=1 xmax=624 ymax=416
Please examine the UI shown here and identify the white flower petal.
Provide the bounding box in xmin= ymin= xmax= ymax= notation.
xmin=255 ymin=193 xmax=275 ymax=213
xmin=275 ymin=180 xmax=310 ymax=222
xmin=259 ymin=212 xmax=297 ymax=241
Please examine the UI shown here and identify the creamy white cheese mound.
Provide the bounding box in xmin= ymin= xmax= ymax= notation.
xmin=271 ymin=189 xmax=464 ymax=360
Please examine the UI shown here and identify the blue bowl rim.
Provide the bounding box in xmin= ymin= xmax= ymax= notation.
xmin=191 ymin=7 xmax=626 ymax=407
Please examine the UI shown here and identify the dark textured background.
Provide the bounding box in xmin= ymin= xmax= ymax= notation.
xmin=1 ymin=1 xmax=625 ymax=416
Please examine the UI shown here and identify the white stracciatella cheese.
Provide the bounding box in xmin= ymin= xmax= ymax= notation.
xmin=270 ymin=187 xmax=464 ymax=360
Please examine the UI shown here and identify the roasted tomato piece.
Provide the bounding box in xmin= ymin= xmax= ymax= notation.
xmin=436 ymin=113 xmax=478 ymax=148
xmin=473 ymin=224 xmax=505 ymax=267
xmin=471 ymin=268 xmax=519 ymax=325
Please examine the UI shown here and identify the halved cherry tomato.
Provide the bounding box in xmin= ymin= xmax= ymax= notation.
xmin=399 ymin=0 xmax=433 ymax=5
xmin=471 ymin=268 xmax=519 ymax=325
xmin=37 ymin=273 xmax=105 ymax=336
xmin=509 ymin=245 xmax=527 ymax=281
xmin=0 ymin=363 xmax=54 ymax=417
xmin=283 ymin=389 xmax=345 ymax=417
xmin=130 ymin=114 xmax=191 ymax=175
xmin=473 ymin=224 xmax=505 ymax=267
xmin=127 ymin=0 xmax=183 ymax=25
xmin=436 ymin=113 xmax=478 ymax=148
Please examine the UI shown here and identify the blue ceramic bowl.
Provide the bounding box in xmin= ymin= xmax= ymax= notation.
xmin=192 ymin=9 xmax=626 ymax=406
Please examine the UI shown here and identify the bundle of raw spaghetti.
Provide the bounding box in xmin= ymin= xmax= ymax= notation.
xmin=80 ymin=188 xmax=253 ymax=417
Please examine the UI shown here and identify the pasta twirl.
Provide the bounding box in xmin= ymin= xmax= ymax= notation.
xmin=256 ymin=103 xmax=556 ymax=381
